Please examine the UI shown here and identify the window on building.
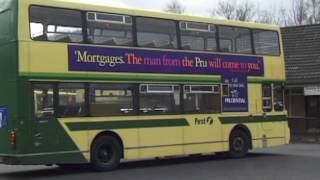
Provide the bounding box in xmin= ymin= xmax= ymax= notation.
xmin=29 ymin=6 xmax=83 ymax=43
xmin=90 ymin=84 xmax=134 ymax=116
xmin=139 ymin=84 xmax=180 ymax=114
xmin=184 ymin=85 xmax=221 ymax=113
xmin=306 ymin=96 xmax=320 ymax=118
xmin=87 ymin=12 xmax=133 ymax=46
xmin=136 ymin=17 xmax=178 ymax=49
xmin=273 ymin=84 xmax=285 ymax=111
xmin=253 ymin=30 xmax=280 ymax=56
xmin=180 ymin=22 xmax=217 ymax=51
xmin=218 ymin=26 xmax=252 ymax=54
xmin=33 ymin=83 xmax=55 ymax=119
xmin=58 ymin=83 xmax=86 ymax=117
xmin=262 ymin=84 xmax=272 ymax=112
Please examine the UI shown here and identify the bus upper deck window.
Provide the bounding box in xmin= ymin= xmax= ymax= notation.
xmin=180 ymin=22 xmax=217 ymax=51
xmin=29 ymin=6 xmax=83 ymax=43
xmin=136 ymin=17 xmax=178 ymax=49
xmin=253 ymin=30 xmax=280 ymax=56
xmin=86 ymin=12 xmax=133 ymax=46
xmin=218 ymin=26 xmax=253 ymax=54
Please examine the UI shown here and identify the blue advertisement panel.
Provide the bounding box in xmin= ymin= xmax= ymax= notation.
xmin=223 ymin=74 xmax=248 ymax=112
xmin=68 ymin=45 xmax=264 ymax=112
xmin=0 ymin=107 xmax=8 ymax=128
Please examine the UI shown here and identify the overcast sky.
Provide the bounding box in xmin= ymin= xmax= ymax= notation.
xmin=92 ymin=0 xmax=291 ymax=16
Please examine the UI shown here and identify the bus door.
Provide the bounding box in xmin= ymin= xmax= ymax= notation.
xmin=32 ymin=83 xmax=58 ymax=153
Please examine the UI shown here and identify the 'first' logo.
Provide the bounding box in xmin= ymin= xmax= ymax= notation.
xmin=195 ymin=117 xmax=214 ymax=126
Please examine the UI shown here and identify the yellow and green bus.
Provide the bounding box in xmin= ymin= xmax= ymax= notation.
xmin=0 ymin=0 xmax=289 ymax=171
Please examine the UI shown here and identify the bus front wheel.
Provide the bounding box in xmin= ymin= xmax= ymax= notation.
xmin=91 ymin=135 xmax=122 ymax=171
xmin=229 ymin=130 xmax=249 ymax=158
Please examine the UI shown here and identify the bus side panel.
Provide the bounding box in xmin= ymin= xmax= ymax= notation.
xmin=183 ymin=115 xmax=224 ymax=155
xmin=0 ymin=0 xmax=19 ymax=157
xmin=15 ymin=117 xmax=89 ymax=165
xmin=138 ymin=128 xmax=184 ymax=159
xmin=0 ymin=77 xmax=19 ymax=155
xmin=264 ymin=56 xmax=286 ymax=80
xmin=248 ymin=84 xmax=263 ymax=114
xmin=259 ymin=121 xmax=289 ymax=148
xmin=15 ymin=80 xmax=33 ymax=155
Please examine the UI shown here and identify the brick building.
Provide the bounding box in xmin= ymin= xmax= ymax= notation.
xmin=282 ymin=25 xmax=320 ymax=138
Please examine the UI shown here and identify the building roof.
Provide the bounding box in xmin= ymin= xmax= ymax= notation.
xmin=282 ymin=24 xmax=320 ymax=86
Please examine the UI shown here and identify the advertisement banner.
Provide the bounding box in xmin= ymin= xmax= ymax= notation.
xmin=68 ymin=45 xmax=264 ymax=112
xmin=222 ymin=74 xmax=248 ymax=112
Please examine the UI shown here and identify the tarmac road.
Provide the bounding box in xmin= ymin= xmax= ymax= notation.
xmin=0 ymin=144 xmax=319 ymax=180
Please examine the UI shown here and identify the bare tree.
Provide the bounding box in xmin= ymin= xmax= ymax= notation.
xmin=256 ymin=10 xmax=275 ymax=24
xmin=286 ymin=0 xmax=320 ymax=25
xmin=255 ymin=5 xmax=291 ymax=26
xmin=211 ymin=0 xmax=256 ymax=21
xmin=307 ymin=0 xmax=320 ymax=24
xmin=236 ymin=0 xmax=256 ymax=21
xmin=209 ymin=0 xmax=320 ymax=26
xmin=290 ymin=0 xmax=309 ymax=25
xmin=257 ymin=0 xmax=320 ymax=26
xmin=164 ymin=0 xmax=186 ymax=14
xmin=212 ymin=0 xmax=237 ymax=20
xmin=278 ymin=8 xmax=291 ymax=26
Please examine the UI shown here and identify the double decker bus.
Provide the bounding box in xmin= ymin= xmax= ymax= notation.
xmin=0 ymin=0 xmax=289 ymax=171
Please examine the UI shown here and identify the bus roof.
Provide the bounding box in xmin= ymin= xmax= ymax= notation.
xmin=23 ymin=0 xmax=280 ymax=31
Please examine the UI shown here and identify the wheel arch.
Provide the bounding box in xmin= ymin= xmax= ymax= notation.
xmin=229 ymin=124 xmax=253 ymax=149
xmin=91 ymin=131 xmax=125 ymax=158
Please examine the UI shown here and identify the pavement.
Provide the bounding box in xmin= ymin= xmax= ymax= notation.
xmin=291 ymin=134 xmax=320 ymax=144
xmin=0 ymin=144 xmax=320 ymax=180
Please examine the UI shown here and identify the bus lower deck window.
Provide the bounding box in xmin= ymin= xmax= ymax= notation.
xmin=90 ymin=84 xmax=134 ymax=116
xmin=58 ymin=83 xmax=86 ymax=117
xmin=262 ymin=84 xmax=273 ymax=112
xmin=33 ymin=84 xmax=55 ymax=119
xmin=139 ymin=84 xmax=180 ymax=114
xmin=183 ymin=85 xmax=221 ymax=113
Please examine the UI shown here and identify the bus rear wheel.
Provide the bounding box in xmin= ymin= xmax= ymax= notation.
xmin=91 ymin=135 xmax=122 ymax=171
xmin=229 ymin=130 xmax=249 ymax=158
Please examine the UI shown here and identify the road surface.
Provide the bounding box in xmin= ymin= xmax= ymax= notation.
xmin=0 ymin=144 xmax=319 ymax=180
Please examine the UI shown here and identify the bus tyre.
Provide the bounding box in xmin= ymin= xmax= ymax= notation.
xmin=91 ymin=136 xmax=122 ymax=171
xmin=229 ymin=130 xmax=249 ymax=158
